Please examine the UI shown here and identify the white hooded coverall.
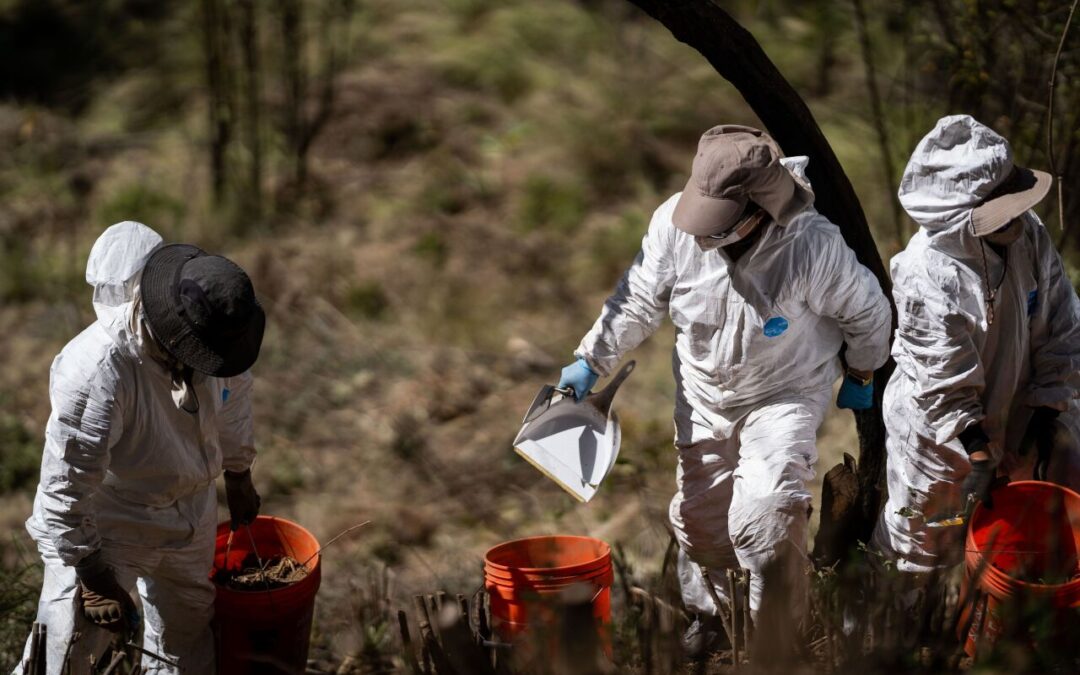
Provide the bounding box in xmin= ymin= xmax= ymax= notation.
xmin=873 ymin=115 xmax=1080 ymax=574
xmin=575 ymin=159 xmax=892 ymax=617
xmin=14 ymin=222 xmax=257 ymax=674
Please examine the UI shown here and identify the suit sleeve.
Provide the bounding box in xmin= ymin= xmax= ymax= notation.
xmin=37 ymin=349 xmax=128 ymax=566
xmin=804 ymin=220 xmax=893 ymax=373
xmin=891 ymin=267 xmax=985 ymax=445
xmin=1027 ymin=222 xmax=1080 ymax=409
xmin=219 ymin=371 xmax=257 ymax=473
xmin=575 ymin=198 xmax=678 ymax=376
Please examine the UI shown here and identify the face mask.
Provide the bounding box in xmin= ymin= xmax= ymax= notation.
xmin=708 ymin=204 xmax=768 ymax=247
xmin=130 ymin=293 xmax=202 ymax=413
xmin=983 ymin=217 xmax=1024 ymax=247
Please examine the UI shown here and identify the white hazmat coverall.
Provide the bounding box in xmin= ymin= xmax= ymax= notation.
xmin=873 ymin=115 xmax=1080 ymax=574
xmin=14 ymin=222 xmax=257 ymax=675
xmin=575 ymin=159 xmax=892 ymax=618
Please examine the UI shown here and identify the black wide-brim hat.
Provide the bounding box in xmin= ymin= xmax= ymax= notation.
xmin=140 ymin=244 xmax=266 ymax=377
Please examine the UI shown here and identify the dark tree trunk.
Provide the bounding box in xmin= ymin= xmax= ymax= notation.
xmin=200 ymin=0 xmax=233 ymax=204
xmin=238 ymin=0 xmax=263 ymax=217
xmin=278 ymin=0 xmax=305 ymax=188
xmin=624 ymin=0 xmax=897 ymax=559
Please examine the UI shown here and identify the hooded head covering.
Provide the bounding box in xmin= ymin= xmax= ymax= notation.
xmin=86 ymin=221 xmax=164 ymax=353
xmin=898 ymin=115 xmax=1051 ymax=245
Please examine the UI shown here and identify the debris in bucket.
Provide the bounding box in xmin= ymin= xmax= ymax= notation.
xmin=214 ymin=553 xmax=309 ymax=590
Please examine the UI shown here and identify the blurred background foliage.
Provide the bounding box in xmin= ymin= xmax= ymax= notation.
xmin=1 ymin=0 xmax=1079 ymax=669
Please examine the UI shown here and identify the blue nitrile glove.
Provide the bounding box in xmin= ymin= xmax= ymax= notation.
xmin=836 ymin=373 xmax=873 ymax=410
xmin=558 ymin=358 xmax=599 ymax=402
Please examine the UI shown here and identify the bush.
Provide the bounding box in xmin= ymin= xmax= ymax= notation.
xmin=517 ymin=174 xmax=586 ymax=233
xmin=93 ymin=184 xmax=186 ymax=240
xmin=344 ymin=281 xmax=391 ymax=320
xmin=0 ymin=562 xmax=40 ymax=672
xmin=412 ymin=231 xmax=449 ymax=268
xmin=436 ymin=36 xmax=532 ymax=103
xmin=0 ymin=413 xmax=38 ymax=495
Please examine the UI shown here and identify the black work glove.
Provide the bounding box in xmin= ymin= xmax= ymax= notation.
xmin=959 ymin=424 xmax=996 ymax=510
xmin=961 ymin=459 xmax=996 ymax=510
xmin=225 ymin=468 xmax=261 ymax=531
xmin=75 ymin=551 xmax=138 ymax=634
xmin=1029 ymin=407 xmax=1061 ymax=481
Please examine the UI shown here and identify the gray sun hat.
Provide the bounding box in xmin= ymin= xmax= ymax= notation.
xmin=140 ymin=244 xmax=265 ymax=377
xmin=673 ymin=125 xmax=812 ymax=236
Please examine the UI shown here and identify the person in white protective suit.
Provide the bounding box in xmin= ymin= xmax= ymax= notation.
xmin=873 ymin=115 xmax=1080 ymax=577
xmin=13 ymin=221 xmax=266 ymax=674
xmin=556 ymin=125 xmax=892 ymax=656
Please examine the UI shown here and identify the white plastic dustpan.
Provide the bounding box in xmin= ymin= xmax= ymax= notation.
xmin=513 ymin=361 xmax=635 ymax=502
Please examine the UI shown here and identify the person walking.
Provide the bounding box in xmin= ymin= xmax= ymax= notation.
xmin=558 ymin=125 xmax=892 ymax=656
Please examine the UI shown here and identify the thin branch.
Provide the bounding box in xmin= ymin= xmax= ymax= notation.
xmin=1047 ymin=0 xmax=1079 ymax=233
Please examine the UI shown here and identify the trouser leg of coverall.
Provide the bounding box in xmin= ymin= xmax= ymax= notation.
xmin=730 ymin=395 xmax=824 ymax=622
xmin=669 ymin=390 xmax=828 ymax=622
xmin=136 ymin=526 xmax=216 ymax=675
xmin=669 ymin=435 xmax=740 ymax=616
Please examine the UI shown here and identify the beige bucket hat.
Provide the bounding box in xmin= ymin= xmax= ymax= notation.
xmin=673 ymin=125 xmax=812 ymax=236
xmin=898 ymin=115 xmax=1053 ymax=236
xmin=971 ymin=165 xmax=1052 ymax=236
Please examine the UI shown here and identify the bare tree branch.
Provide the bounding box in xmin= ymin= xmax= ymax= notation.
xmin=1048 ymin=0 xmax=1079 ymax=239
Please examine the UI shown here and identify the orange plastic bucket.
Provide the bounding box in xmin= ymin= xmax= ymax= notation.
xmin=959 ymin=481 xmax=1080 ymax=657
xmin=211 ymin=516 xmax=321 ymax=674
xmin=483 ymin=535 xmax=613 ymax=650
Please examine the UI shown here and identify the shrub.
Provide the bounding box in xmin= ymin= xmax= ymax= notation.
xmin=0 ymin=412 xmax=39 ymax=495
xmin=412 ymin=231 xmax=449 ymax=268
xmin=517 ymin=174 xmax=586 ymax=234
xmin=93 ymin=184 xmax=185 ymax=240
xmin=345 ymin=281 xmax=391 ymax=320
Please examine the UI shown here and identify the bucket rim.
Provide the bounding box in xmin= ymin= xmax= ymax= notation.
xmin=483 ymin=535 xmax=611 ymax=574
xmin=485 ymin=567 xmax=614 ymax=589
xmin=969 ymin=562 xmax=1080 ymax=594
xmin=483 ymin=567 xmax=612 ymax=583
xmin=965 ymin=480 xmax=1080 ymax=593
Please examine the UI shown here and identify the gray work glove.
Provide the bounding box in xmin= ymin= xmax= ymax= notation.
xmin=225 ymin=468 xmax=261 ymax=531
xmin=75 ymin=551 xmax=138 ymax=634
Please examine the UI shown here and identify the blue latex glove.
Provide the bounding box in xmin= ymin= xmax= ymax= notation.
xmin=558 ymin=359 xmax=599 ymax=402
xmin=836 ymin=374 xmax=873 ymax=410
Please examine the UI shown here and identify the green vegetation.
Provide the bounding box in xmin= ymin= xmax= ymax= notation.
xmin=0 ymin=411 xmax=37 ymax=495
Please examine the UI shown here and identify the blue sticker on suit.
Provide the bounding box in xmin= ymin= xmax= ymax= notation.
xmin=763 ymin=316 xmax=789 ymax=337
xmin=222 ymin=388 xmax=231 ymax=403
xmin=1027 ymin=289 xmax=1038 ymax=316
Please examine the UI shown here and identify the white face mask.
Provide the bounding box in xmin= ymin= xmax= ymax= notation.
xmin=983 ymin=217 xmax=1024 ymax=247
xmin=708 ymin=206 xmax=768 ymax=247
